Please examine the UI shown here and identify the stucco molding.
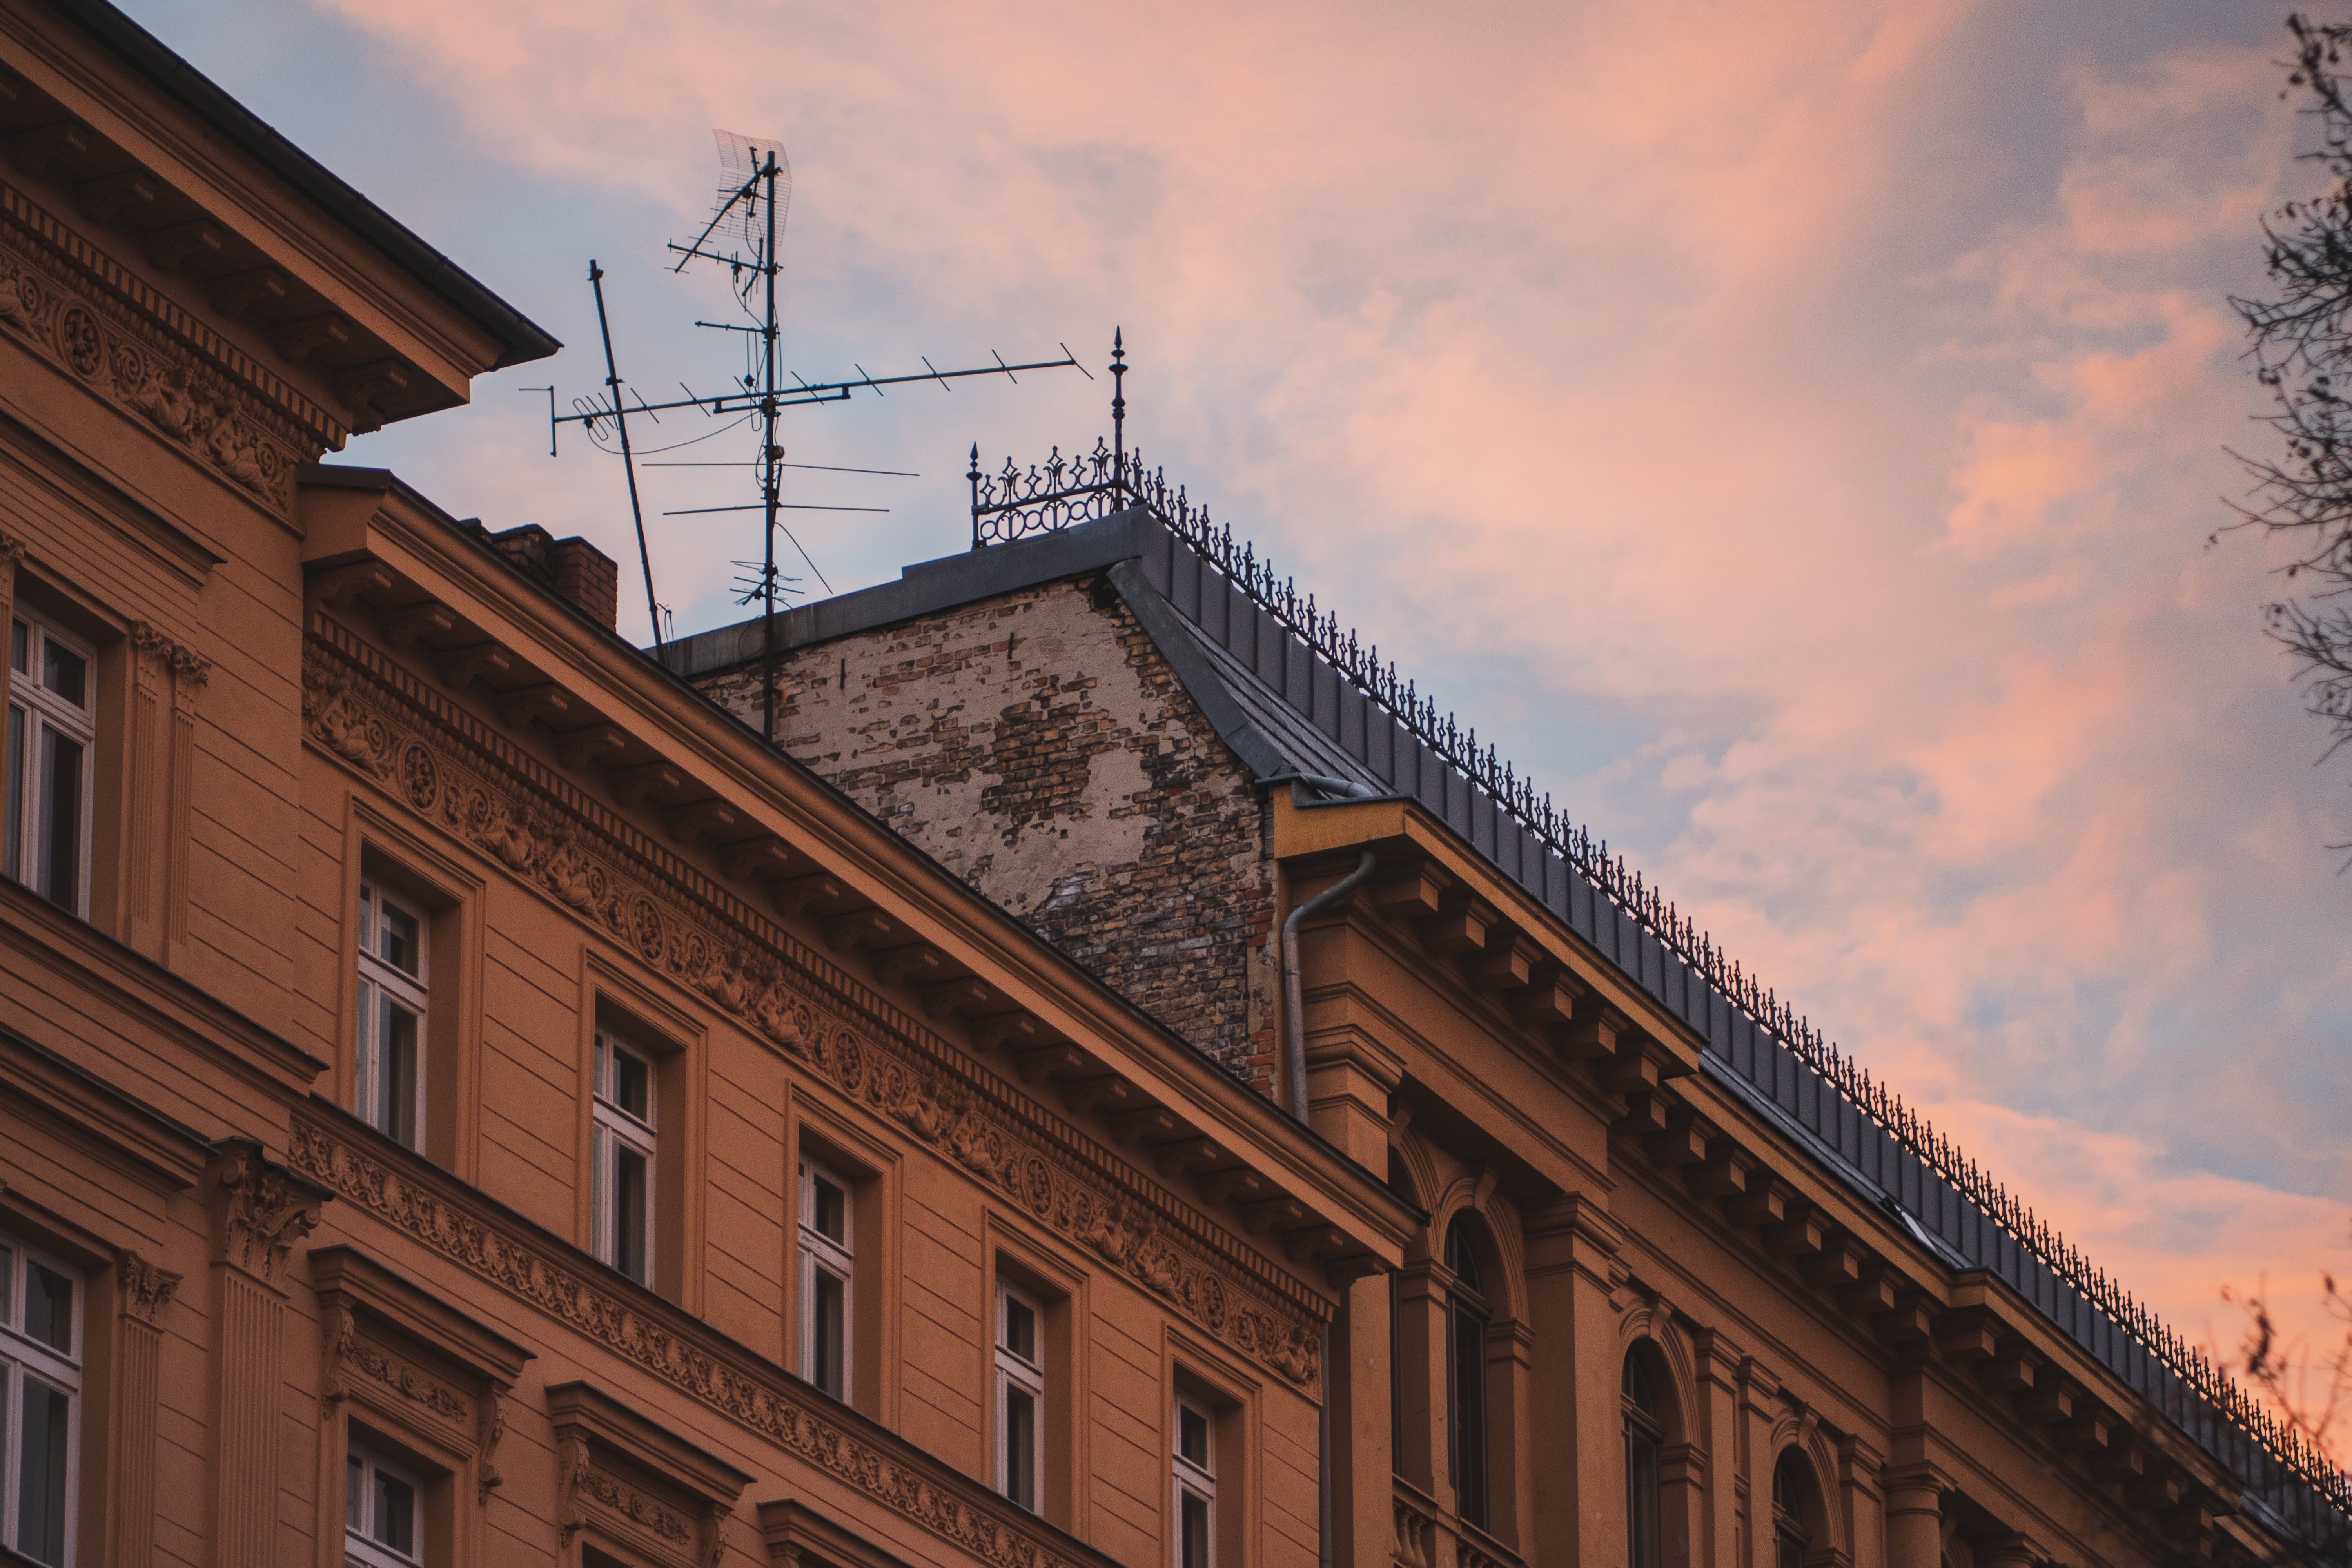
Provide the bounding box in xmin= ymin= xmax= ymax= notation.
xmin=298 ymin=618 xmax=1326 ymax=1387
xmin=203 ymin=1138 xmax=327 ymax=1288
xmin=290 ymin=1109 xmax=1113 ymax=1568
xmin=0 ymin=182 xmax=319 ymax=513
xmin=116 ymin=1250 xmax=181 ymax=1325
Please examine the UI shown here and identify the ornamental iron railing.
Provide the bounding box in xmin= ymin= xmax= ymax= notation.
xmin=967 ymin=418 xmax=2352 ymax=1520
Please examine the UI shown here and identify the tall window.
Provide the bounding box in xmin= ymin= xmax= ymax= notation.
xmin=1623 ymin=1353 xmax=1664 ymax=1568
xmin=1772 ymin=1452 xmax=1811 ymax=1568
xmin=1444 ymin=1217 xmax=1490 ymax=1530
xmin=591 ymin=1027 xmax=656 ymax=1285
xmin=5 ymin=612 xmax=94 ymax=917
xmin=354 ymin=879 xmax=426 ymax=1149
xmin=1172 ymin=1394 xmax=1215 ymax=1568
xmin=996 ymin=1283 xmax=1044 ymax=1511
xmin=797 ymin=1159 xmax=853 ymax=1401
xmin=0 ymin=1235 xmax=80 ymax=1568
xmin=345 ymin=1442 xmax=422 ymax=1568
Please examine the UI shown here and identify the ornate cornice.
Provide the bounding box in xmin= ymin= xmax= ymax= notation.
xmin=293 ymin=1109 xmax=1087 ymax=1568
xmin=299 ymin=615 xmax=1327 ymax=1385
xmin=0 ymin=182 xmax=325 ymax=514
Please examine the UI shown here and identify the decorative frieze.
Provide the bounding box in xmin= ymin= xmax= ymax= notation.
xmin=320 ymin=1298 xmax=473 ymax=1425
xmin=0 ymin=182 xmax=324 ymax=512
xmin=299 ymin=619 xmax=1328 ymax=1388
xmin=295 ymin=1112 xmax=1103 ymax=1568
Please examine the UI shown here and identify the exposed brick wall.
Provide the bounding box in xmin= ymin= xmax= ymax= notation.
xmin=696 ymin=573 xmax=1279 ymax=1091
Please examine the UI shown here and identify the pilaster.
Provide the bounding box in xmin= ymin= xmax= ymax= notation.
xmin=1523 ymin=1192 xmax=1626 ymax=1568
xmin=1835 ymin=1432 xmax=1886 ymax=1568
xmin=114 ymin=1250 xmax=181 ymax=1568
xmin=125 ymin=621 xmax=209 ymax=962
xmin=1737 ymin=1358 xmax=1782 ymax=1568
xmin=0 ymin=526 xmax=21 ymax=722
xmin=1330 ymin=1268 xmax=1396 ymax=1568
xmin=1691 ymin=1327 xmax=1746 ymax=1568
xmin=204 ymin=1141 xmax=327 ymax=1568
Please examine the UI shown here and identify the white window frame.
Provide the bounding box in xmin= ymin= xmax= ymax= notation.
xmin=1172 ymin=1393 xmax=1216 ymax=1568
xmin=797 ymin=1158 xmax=853 ymax=1403
xmin=995 ymin=1282 xmax=1045 ymax=1511
xmin=5 ymin=610 xmax=96 ymax=919
xmin=354 ymin=878 xmax=428 ymax=1151
xmin=591 ymin=1026 xmax=657 ymax=1285
xmin=0 ymin=1232 xmax=83 ymax=1568
xmin=344 ymin=1438 xmax=424 ymax=1568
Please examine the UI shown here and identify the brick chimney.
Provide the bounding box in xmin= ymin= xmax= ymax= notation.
xmin=478 ymin=522 xmax=619 ymax=631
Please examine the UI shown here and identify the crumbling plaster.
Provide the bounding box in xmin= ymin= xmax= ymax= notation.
xmin=699 ymin=573 xmax=1279 ymax=1088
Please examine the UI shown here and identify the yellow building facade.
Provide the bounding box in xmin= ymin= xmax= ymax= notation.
xmin=0 ymin=4 xmax=2341 ymax=1568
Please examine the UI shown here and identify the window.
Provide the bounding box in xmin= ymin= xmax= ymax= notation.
xmin=5 ymin=613 xmax=94 ymax=918
xmin=345 ymin=1442 xmax=422 ymax=1568
xmin=996 ymin=1283 xmax=1045 ymax=1511
xmin=1623 ymin=1354 xmax=1664 ymax=1568
xmin=1172 ymin=1394 xmax=1215 ymax=1568
xmin=1772 ymin=1452 xmax=1811 ymax=1568
xmin=591 ymin=1028 xmax=656 ymax=1285
xmin=0 ymin=1236 xmax=80 ymax=1568
xmin=354 ymin=879 xmax=426 ymax=1149
xmin=797 ymin=1160 xmax=853 ymax=1401
xmin=1444 ymin=1218 xmax=1489 ymax=1530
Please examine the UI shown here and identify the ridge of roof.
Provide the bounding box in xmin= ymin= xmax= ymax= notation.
xmin=37 ymin=0 xmax=560 ymax=370
xmin=673 ymin=461 xmax=2350 ymax=1533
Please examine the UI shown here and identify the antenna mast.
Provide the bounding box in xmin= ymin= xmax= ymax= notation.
xmin=588 ymin=260 xmax=662 ymax=648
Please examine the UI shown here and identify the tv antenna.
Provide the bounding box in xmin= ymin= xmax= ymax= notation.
xmin=544 ymin=129 xmax=1085 ymax=742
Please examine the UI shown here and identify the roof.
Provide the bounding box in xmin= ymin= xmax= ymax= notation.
xmin=39 ymin=0 xmax=559 ymax=371
xmin=667 ymin=501 xmax=2349 ymax=1536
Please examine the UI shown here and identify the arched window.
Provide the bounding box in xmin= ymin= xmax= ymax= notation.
xmin=1772 ymin=1451 xmax=1812 ymax=1568
xmin=1622 ymin=1353 xmax=1663 ymax=1568
xmin=1444 ymin=1218 xmax=1490 ymax=1530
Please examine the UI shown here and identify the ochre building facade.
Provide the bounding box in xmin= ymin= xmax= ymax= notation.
xmin=0 ymin=4 xmax=2342 ymax=1568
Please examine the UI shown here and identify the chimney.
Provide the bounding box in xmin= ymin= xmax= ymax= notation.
xmin=550 ymin=537 xmax=618 ymax=631
xmin=479 ymin=522 xmax=619 ymax=631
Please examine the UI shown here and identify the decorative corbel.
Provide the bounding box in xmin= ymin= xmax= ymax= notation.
xmin=319 ymin=1296 xmax=359 ymax=1403
xmin=477 ymin=1390 xmax=510 ymax=1504
xmin=204 ymin=1140 xmax=329 ymax=1287
xmin=701 ymin=1502 xmax=731 ymax=1568
xmin=555 ymin=1432 xmax=592 ymax=1544
xmin=116 ymin=1251 xmax=182 ymax=1325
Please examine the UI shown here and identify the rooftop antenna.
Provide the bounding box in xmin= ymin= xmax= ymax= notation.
xmin=543 ymin=129 xmax=1083 ymax=743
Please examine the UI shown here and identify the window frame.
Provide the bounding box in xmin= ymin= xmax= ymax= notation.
xmin=1443 ymin=1219 xmax=1491 ymax=1530
xmin=5 ymin=610 xmax=96 ymax=919
xmin=0 ymin=1232 xmax=83 ymax=1568
xmin=995 ymin=1281 xmax=1046 ymax=1512
xmin=1771 ymin=1452 xmax=1812 ymax=1568
xmin=797 ymin=1158 xmax=854 ymax=1403
xmin=1622 ymin=1354 xmax=1664 ymax=1568
xmin=590 ymin=1025 xmax=658 ymax=1285
xmin=354 ymin=877 xmax=430 ymax=1151
xmin=1171 ymin=1392 xmax=1216 ymax=1568
xmin=344 ymin=1438 xmax=425 ymax=1568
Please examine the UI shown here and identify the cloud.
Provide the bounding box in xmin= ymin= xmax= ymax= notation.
xmin=252 ymin=0 xmax=2352 ymax=1402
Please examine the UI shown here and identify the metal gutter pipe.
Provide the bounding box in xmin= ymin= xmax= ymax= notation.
xmin=1276 ymin=773 xmax=1382 ymax=1126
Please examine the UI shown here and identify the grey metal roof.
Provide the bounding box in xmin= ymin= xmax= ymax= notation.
xmin=668 ymin=508 xmax=2346 ymax=1538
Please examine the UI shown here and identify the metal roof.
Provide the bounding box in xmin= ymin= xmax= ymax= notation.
xmin=668 ymin=504 xmax=2348 ymax=1539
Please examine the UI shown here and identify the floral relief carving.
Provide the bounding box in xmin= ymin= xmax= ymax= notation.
xmin=116 ymin=1252 xmax=182 ymax=1326
xmin=478 ymin=1394 xmax=508 ymax=1504
xmin=299 ymin=624 xmax=1328 ymax=1383
xmin=207 ymin=1142 xmax=327 ymax=1286
xmin=321 ymin=1309 xmax=471 ymax=1425
xmin=0 ymin=213 xmax=304 ymax=509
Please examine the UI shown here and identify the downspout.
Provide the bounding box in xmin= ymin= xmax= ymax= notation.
xmin=1275 ymin=773 xmax=1383 ymax=1127
xmin=1268 ymin=771 xmax=1378 ymax=1568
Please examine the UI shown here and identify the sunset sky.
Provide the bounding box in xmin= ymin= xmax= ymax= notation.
xmin=126 ymin=0 xmax=2351 ymax=1376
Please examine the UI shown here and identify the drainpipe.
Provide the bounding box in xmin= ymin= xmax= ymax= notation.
xmin=1275 ymin=773 xmax=1381 ymax=1127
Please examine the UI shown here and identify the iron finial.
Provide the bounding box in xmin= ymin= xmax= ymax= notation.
xmin=1111 ymin=327 xmax=1127 ymax=500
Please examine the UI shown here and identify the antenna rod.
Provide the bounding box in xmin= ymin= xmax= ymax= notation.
xmin=589 ymin=260 xmax=662 ymax=648
xmin=759 ymin=149 xmax=782 ymax=744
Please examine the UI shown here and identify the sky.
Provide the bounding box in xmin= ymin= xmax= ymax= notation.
xmin=123 ymin=0 xmax=2352 ymax=1396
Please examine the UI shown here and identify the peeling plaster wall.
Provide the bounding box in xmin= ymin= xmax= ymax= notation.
xmin=698 ymin=573 xmax=1279 ymax=1089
